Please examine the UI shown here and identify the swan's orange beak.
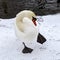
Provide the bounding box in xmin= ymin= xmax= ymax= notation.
xmin=32 ymin=17 xmax=37 ymax=26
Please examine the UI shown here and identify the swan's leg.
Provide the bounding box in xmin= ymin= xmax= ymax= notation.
xmin=22 ymin=42 xmax=33 ymax=53
xmin=37 ymin=33 xmax=46 ymax=44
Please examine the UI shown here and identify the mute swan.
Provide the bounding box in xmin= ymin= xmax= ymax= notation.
xmin=15 ymin=10 xmax=46 ymax=53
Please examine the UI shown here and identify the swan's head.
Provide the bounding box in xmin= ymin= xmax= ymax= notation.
xmin=16 ymin=10 xmax=37 ymax=26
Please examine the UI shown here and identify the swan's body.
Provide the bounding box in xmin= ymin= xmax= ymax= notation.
xmin=15 ymin=10 xmax=38 ymax=48
xmin=15 ymin=17 xmax=38 ymax=44
xmin=15 ymin=10 xmax=46 ymax=53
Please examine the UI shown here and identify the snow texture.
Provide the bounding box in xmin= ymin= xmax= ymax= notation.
xmin=0 ymin=13 xmax=60 ymax=60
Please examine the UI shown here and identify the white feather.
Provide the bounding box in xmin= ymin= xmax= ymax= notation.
xmin=15 ymin=10 xmax=38 ymax=48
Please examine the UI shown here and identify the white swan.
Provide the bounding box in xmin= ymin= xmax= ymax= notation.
xmin=15 ymin=10 xmax=38 ymax=53
xmin=15 ymin=10 xmax=46 ymax=53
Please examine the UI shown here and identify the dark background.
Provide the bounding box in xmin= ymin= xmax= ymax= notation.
xmin=0 ymin=0 xmax=60 ymax=18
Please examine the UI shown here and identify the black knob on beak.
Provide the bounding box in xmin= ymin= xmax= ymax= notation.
xmin=32 ymin=16 xmax=37 ymax=21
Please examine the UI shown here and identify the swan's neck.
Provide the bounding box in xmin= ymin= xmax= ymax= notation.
xmin=16 ymin=18 xmax=24 ymax=32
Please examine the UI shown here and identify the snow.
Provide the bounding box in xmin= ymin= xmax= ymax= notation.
xmin=0 ymin=13 xmax=60 ymax=60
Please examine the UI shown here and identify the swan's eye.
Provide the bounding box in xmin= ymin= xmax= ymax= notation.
xmin=32 ymin=17 xmax=37 ymax=26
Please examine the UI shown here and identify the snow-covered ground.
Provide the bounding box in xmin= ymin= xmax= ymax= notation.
xmin=0 ymin=13 xmax=60 ymax=60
